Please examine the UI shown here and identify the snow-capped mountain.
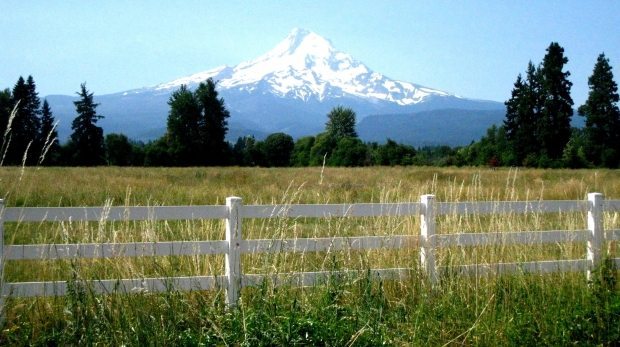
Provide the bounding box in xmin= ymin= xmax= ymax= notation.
xmin=150 ymin=28 xmax=450 ymax=106
xmin=46 ymin=28 xmax=504 ymax=145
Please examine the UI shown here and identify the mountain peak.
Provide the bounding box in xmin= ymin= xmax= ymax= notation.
xmin=289 ymin=27 xmax=311 ymax=37
xmin=285 ymin=28 xmax=332 ymax=52
xmin=265 ymin=27 xmax=335 ymax=60
xmin=152 ymin=28 xmax=451 ymax=104
xmin=285 ymin=28 xmax=314 ymax=49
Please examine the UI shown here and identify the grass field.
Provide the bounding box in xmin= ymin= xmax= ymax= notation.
xmin=0 ymin=166 xmax=619 ymax=345
xmin=2 ymin=166 xmax=620 ymax=206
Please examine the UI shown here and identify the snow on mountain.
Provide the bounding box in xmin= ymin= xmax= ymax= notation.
xmin=150 ymin=28 xmax=451 ymax=106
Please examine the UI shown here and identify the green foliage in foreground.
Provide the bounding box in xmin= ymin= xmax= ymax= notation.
xmin=2 ymin=264 xmax=618 ymax=346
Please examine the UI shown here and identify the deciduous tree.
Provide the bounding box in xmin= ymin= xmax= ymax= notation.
xmin=105 ymin=133 xmax=134 ymax=166
xmin=325 ymin=106 xmax=357 ymax=139
xmin=329 ymin=137 xmax=368 ymax=166
xmin=261 ymin=132 xmax=294 ymax=167
xmin=290 ymin=136 xmax=315 ymax=167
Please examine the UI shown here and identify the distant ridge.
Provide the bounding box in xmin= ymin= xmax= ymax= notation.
xmin=358 ymin=109 xmax=506 ymax=147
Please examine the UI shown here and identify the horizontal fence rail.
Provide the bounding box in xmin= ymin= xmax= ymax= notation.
xmin=434 ymin=230 xmax=590 ymax=248
xmin=442 ymin=259 xmax=589 ymax=276
xmin=0 ymin=194 xmax=619 ymax=307
xmin=435 ymin=200 xmax=589 ymax=215
xmin=4 ymin=240 xmax=230 ymax=260
xmin=3 ymin=276 xmax=222 ymax=298
xmin=242 ymin=235 xmax=416 ymax=254
xmin=1 ymin=205 xmax=229 ymax=222
xmin=243 ymin=202 xmax=421 ymax=218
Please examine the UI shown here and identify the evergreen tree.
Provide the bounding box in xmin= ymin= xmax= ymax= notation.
xmin=504 ymin=73 xmax=529 ymax=163
xmin=504 ymin=63 xmax=544 ymax=165
xmin=232 ymin=136 xmax=247 ymax=165
xmin=25 ymin=76 xmax=43 ymax=163
xmin=232 ymin=136 xmax=262 ymax=166
xmin=503 ymin=43 xmax=573 ymax=166
xmin=166 ymin=85 xmax=201 ymax=166
xmin=524 ymin=62 xmax=545 ymax=159
xmin=6 ymin=76 xmax=41 ymax=165
xmin=578 ymin=53 xmax=620 ymax=167
xmin=539 ymin=42 xmax=573 ymax=160
xmin=25 ymin=76 xmax=41 ymax=124
xmin=38 ymin=99 xmax=61 ymax=165
xmin=69 ymin=83 xmax=105 ymax=166
xmin=526 ymin=61 xmax=546 ymax=113
xmin=195 ymin=78 xmax=230 ymax=165
xmin=325 ymin=106 xmax=357 ymax=139
xmin=166 ymin=79 xmax=231 ymax=166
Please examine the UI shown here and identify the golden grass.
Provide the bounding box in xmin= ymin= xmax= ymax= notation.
xmin=1 ymin=166 xmax=619 ymax=345
xmin=0 ymin=166 xmax=617 ymax=285
xmin=1 ymin=166 xmax=619 ymax=207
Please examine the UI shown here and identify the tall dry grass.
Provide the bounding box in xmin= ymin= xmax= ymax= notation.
xmin=0 ymin=164 xmax=618 ymax=344
xmin=0 ymin=167 xmax=618 ymax=280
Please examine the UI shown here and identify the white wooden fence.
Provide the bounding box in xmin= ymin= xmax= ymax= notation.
xmin=0 ymin=193 xmax=619 ymax=306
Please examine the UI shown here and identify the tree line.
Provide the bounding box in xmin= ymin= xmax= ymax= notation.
xmin=461 ymin=44 xmax=619 ymax=168
xmin=1 ymin=42 xmax=618 ymax=168
xmin=0 ymin=78 xmax=108 ymax=166
xmin=0 ymin=78 xmax=419 ymax=167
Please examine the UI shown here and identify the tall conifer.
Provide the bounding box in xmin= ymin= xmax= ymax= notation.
xmin=195 ymin=78 xmax=230 ymax=165
xmin=166 ymin=78 xmax=230 ymax=166
xmin=539 ymin=42 xmax=573 ymax=160
xmin=7 ymin=76 xmax=41 ymax=165
xmin=166 ymin=85 xmax=202 ymax=166
xmin=69 ymin=83 xmax=105 ymax=166
xmin=504 ymin=74 xmax=528 ymax=163
xmin=504 ymin=43 xmax=573 ymax=166
xmin=504 ymin=63 xmax=544 ymax=165
xmin=578 ymin=53 xmax=620 ymax=167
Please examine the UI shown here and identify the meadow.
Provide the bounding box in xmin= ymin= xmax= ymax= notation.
xmin=0 ymin=166 xmax=618 ymax=345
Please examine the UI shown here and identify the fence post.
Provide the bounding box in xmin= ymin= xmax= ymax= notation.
xmin=225 ymin=197 xmax=242 ymax=306
xmin=420 ymin=194 xmax=437 ymax=284
xmin=587 ymin=192 xmax=604 ymax=281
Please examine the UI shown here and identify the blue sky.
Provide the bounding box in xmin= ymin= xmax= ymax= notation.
xmin=1 ymin=1 xmax=619 ymax=106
